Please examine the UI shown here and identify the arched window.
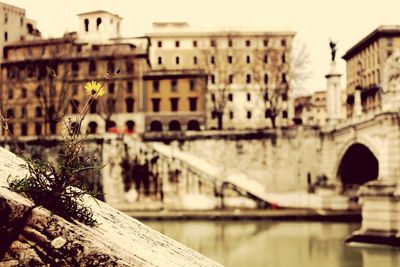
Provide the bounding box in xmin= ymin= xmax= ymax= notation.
xmin=84 ymin=18 xmax=89 ymax=32
xmin=150 ymin=121 xmax=162 ymax=132
xmin=125 ymin=120 xmax=135 ymax=133
xmin=106 ymin=120 xmax=116 ymax=132
xmin=96 ymin=17 xmax=102 ymax=31
xmin=125 ymin=98 xmax=134 ymax=113
xmin=35 ymin=86 xmax=42 ymax=97
xmin=187 ymin=120 xmax=200 ymax=131
xmin=88 ymin=121 xmax=97 ymax=134
xmin=50 ymin=122 xmax=57 ymax=135
xmin=168 ymin=120 xmax=181 ymax=131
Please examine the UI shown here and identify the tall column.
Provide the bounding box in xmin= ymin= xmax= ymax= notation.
xmin=325 ymin=61 xmax=342 ymax=123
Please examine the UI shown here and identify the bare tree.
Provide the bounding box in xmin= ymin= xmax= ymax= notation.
xmin=252 ymin=39 xmax=310 ymax=128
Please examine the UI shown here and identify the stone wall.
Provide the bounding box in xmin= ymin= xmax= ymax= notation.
xmin=166 ymin=128 xmax=322 ymax=193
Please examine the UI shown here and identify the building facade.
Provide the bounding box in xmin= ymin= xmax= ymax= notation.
xmin=0 ymin=11 xmax=208 ymax=137
xmin=342 ymin=26 xmax=400 ymax=117
xmin=0 ymin=2 xmax=40 ymax=61
xmin=145 ymin=22 xmax=296 ymax=130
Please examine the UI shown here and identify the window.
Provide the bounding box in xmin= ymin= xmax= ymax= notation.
xmin=282 ymin=110 xmax=288 ymax=118
xmin=175 ymin=41 xmax=180 ymax=48
xmin=4 ymin=13 xmax=7 ymax=23
xmin=158 ymin=56 xmax=163 ymax=65
xmin=264 ymin=54 xmax=268 ymax=63
xmin=4 ymin=32 xmax=8 ymax=42
xmin=228 ymin=93 xmax=233 ymax=101
xmin=72 ymin=84 xmax=78 ymax=96
xmin=71 ymin=62 xmax=79 ymax=77
xmin=211 ymin=111 xmax=217 ymax=119
xmin=8 ymin=89 xmax=13 ymax=99
xmin=193 ymin=56 xmax=198 ymax=65
xmin=171 ymin=80 xmax=178 ymax=91
xmin=246 ymin=74 xmax=251 ymax=84
xmin=211 ymin=74 xmax=216 ymax=84
xmin=211 ymin=93 xmax=215 ymax=102
xmin=89 ymin=60 xmax=96 ymax=75
xmin=193 ymin=40 xmax=197 ymax=47
xmin=210 ymin=39 xmax=216 ymax=47
xmin=126 ymin=98 xmax=134 ymax=113
xmin=264 ymin=74 xmax=269 ymax=84
xmin=263 ymin=39 xmax=269 ymax=46
xmin=170 ymin=98 xmax=179 ymax=112
xmin=107 ymin=98 xmax=116 ymax=113
xmin=247 ymin=93 xmax=251 ymax=101
xmin=175 ymin=56 xmax=180 ymax=65
xmin=228 ymin=39 xmax=233 ymax=47
xmin=281 ymin=39 xmax=286 ymax=46
xmin=282 ymin=54 xmax=286 ymax=63
xmin=228 ymin=55 xmax=233 ymax=64
xmin=108 ymin=82 xmax=115 ymax=94
xmin=21 ymin=88 xmax=27 ymax=98
xmin=282 ymin=73 xmax=287 ymax=83
xmin=84 ymin=19 xmax=89 ymax=32
xmin=35 ymin=107 xmax=42 ymax=117
xmin=107 ymin=61 xmax=115 ymax=73
xmin=153 ymin=80 xmax=160 ymax=92
xmin=71 ymin=100 xmax=80 ymax=114
xmin=90 ymin=101 xmax=97 ymax=113
xmin=245 ymin=40 xmax=251 ymax=47
xmin=247 ymin=111 xmax=252 ymax=119
xmin=96 ymin=17 xmax=102 ymax=31
xmin=157 ymin=41 xmax=162 ymax=48
xmin=7 ymin=108 xmax=14 ymax=118
xmin=190 ymin=79 xmax=196 ymax=91
xmin=35 ymin=123 xmax=42 ymax=136
xmin=264 ymin=92 xmax=268 ymax=101
xmin=246 ymin=55 xmax=251 ymax=64
xmin=21 ymin=124 xmax=27 ymax=136
xmin=21 ymin=107 xmax=27 ymax=118
xmin=282 ymin=93 xmax=288 ymax=101
xmin=211 ymin=56 xmax=215 ymax=64
xmin=127 ymin=81 xmax=133 ymax=93
xmin=189 ymin=97 xmax=197 ymax=111
xmin=126 ymin=61 xmax=134 ymax=73
xmin=229 ymin=111 xmax=234 ymax=119
xmin=229 ymin=74 xmax=234 ymax=84
xmin=388 ymin=38 xmax=393 ymax=47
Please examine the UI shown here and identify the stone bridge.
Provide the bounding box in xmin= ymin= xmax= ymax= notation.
xmin=320 ymin=111 xmax=400 ymax=188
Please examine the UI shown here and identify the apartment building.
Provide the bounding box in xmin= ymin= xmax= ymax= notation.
xmin=146 ymin=22 xmax=296 ymax=130
xmin=1 ymin=10 xmax=208 ymax=137
xmin=1 ymin=10 xmax=149 ymax=137
xmin=342 ymin=25 xmax=400 ymax=117
xmin=0 ymin=2 xmax=40 ymax=61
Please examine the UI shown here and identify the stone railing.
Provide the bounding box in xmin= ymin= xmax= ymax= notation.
xmin=0 ymin=147 xmax=222 ymax=266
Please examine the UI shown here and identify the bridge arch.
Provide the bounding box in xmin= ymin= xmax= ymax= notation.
xmin=336 ymin=142 xmax=379 ymax=185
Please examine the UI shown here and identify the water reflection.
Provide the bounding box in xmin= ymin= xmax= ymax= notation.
xmin=144 ymin=221 xmax=400 ymax=267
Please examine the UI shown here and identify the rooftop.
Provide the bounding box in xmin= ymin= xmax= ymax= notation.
xmin=342 ymin=25 xmax=400 ymax=60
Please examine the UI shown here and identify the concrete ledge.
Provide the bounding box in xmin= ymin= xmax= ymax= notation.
xmin=0 ymin=147 xmax=222 ymax=266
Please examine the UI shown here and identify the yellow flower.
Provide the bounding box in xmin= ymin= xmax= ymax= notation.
xmin=85 ymin=81 xmax=105 ymax=98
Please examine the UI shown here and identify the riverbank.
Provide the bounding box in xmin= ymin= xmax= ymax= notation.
xmin=125 ymin=208 xmax=361 ymax=222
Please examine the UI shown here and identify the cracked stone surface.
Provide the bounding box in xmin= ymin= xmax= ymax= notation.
xmin=0 ymin=147 xmax=222 ymax=266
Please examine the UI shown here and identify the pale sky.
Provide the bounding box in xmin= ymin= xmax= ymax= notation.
xmin=3 ymin=0 xmax=400 ymax=94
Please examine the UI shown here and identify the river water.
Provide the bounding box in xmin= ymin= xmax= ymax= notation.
xmin=144 ymin=220 xmax=400 ymax=267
